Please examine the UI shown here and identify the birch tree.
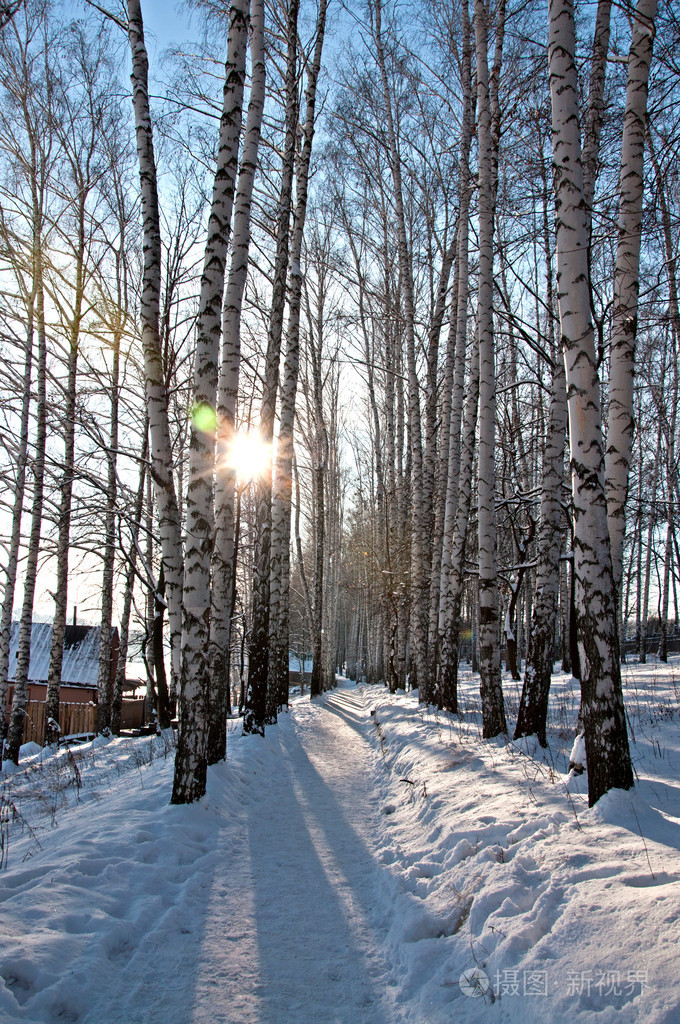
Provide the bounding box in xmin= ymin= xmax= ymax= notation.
xmin=438 ymin=337 xmax=479 ymax=711
xmin=172 ymin=0 xmax=248 ymax=805
xmin=5 ymin=253 xmax=47 ymax=764
xmin=372 ymin=0 xmax=430 ymax=698
xmin=268 ymin=0 xmax=327 ymax=714
xmin=95 ymin=189 xmax=128 ymax=734
xmin=243 ymin=0 xmax=300 ymax=736
xmin=0 ymin=12 xmax=36 ymax=740
xmin=515 ymin=123 xmax=567 ymax=744
xmin=45 ymin=29 xmax=110 ymax=741
xmin=125 ymin=0 xmax=184 ymax=697
xmin=436 ymin=0 xmax=474 ymax=706
xmin=548 ymin=0 xmax=633 ymax=804
xmin=0 ymin=282 xmax=33 ymax=759
xmin=4 ymin=7 xmax=53 ymax=764
xmin=647 ymin=128 xmax=680 ymax=663
xmin=111 ymin=433 xmax=148 ymax=735
xmin=474 ymin=0 xmax=506 ymax=737
xmin=605 ymin=0 xmax=658 ymax=596
xmin=209 ymin=0 xmax=266 ymax=765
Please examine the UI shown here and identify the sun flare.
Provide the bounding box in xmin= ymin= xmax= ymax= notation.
xmin=223 ymin=431 xmax=271 ymax=482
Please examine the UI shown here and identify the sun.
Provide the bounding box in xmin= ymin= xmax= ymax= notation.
xmin=223 ymin=430 xmax=271 ymax=482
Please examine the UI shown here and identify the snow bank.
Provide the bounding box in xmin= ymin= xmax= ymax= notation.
xmin=362 ymin=662 xmax=680 ymax=1023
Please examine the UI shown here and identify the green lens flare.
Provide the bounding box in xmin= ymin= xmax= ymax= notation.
xmin=191 ymin=403 xmax=217 ymax=433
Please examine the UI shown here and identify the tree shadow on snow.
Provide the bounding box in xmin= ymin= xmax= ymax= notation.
xmin=242 ymin=701 xmax=399 ymax=1024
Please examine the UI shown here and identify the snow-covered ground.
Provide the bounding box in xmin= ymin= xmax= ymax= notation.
xmin=1 ymin=660 xmax=679 ymax=1023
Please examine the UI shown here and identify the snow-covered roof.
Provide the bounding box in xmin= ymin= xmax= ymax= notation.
xmin=7 ymin=623 xmax=107 ymax=687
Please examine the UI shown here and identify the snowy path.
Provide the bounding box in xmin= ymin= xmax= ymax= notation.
xmin=188 ymin=686 xmax=405 ymax=1024
xmin=0 ymin=685 xmax=410 ymax=1024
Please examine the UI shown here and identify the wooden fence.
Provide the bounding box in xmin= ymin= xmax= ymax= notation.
xmin=21 ymin=701 xmax=96 ymax=746
xmin=19 ymin=698 xmax=146 ymax=746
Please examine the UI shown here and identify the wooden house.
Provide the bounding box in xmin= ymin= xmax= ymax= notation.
xmin=4 ymin=622 xmax=118 ymax=712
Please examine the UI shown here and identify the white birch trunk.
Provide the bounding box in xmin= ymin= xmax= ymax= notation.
xmin=436 ymin=0 xmax=474 ymax=702
xmin=384 ymin=315 xmax=402 ymax=689
xmin=474 ymin=0 xmax=506 ymax=738
xmin=96 ymin=323 xmax=120 ymax=735
xmin=244 ymin=0 xmax=300 ymax=735
xmin=6 ymin=261 xmax=47 ymax=764
xmin=0 ymin=298 xmax=33 ymax=757
xmin=438 ymin=337 xmax=480 ymax=710
xmin=549 ymin=0 xmax=633 ymax=805
xmin=515 ymin=357 xmax=566 ymax=743
xmin=209 ymin=0 xmax=265 ymax=765
xmin=127 ymin=0 xmax=184 ymax=695
xmin=648 ymin=130 xmax=680 ymax=663
xmin=423 ymin=243 xmax=455 ymax=679
xmin=605 ymin=0 xmax=658 ymax=593
xmin=515 ymin=144 xmax=567 ymax=743
xmin=582 ymin=0 xmax=612 ymax=221
xmin=639 ymin=421 xmax=662 ymax=663
xmin=112 ymin=433 xmax=148 ymax=736
xmin=173 ymin=0 xmax=248 ymax=804
xmin=270 ymin=0 xmax=327 ymax=711
xmin=373 ymin=0 xmax=429 ymax=699
xmin=322 ymin=395 xmax=342 ymax=688
xmin=45 ymin=289 xmax=80 ymax=743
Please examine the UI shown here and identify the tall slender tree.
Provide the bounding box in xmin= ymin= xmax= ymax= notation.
xmin=244 ymin=0 xmax=300 ymax=736
xmin=474 ymin=0 xmax=506 ymax=738
xmin=209 ymin=0 xmax=266 ymax=765
xmin=125 ymin=0 xmax=184 ymax=697
xmin=605 ymin=0 xmax=658 ymax=596
xmin=548 ymin=0 xmax=633 ymax=805
xmin=372 ymin=0 xmax=430 ymax=698
xmin=173 ymin=0 xmax=249 ymax=805
xmin=268 ymin=0 xmax=328 ymax=711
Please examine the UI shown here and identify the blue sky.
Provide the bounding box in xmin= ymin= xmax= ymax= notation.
xmin=71 ymin=2 xmax=197 ymax=62
xmin=139 ymin=0 xmax=194 ymax=57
